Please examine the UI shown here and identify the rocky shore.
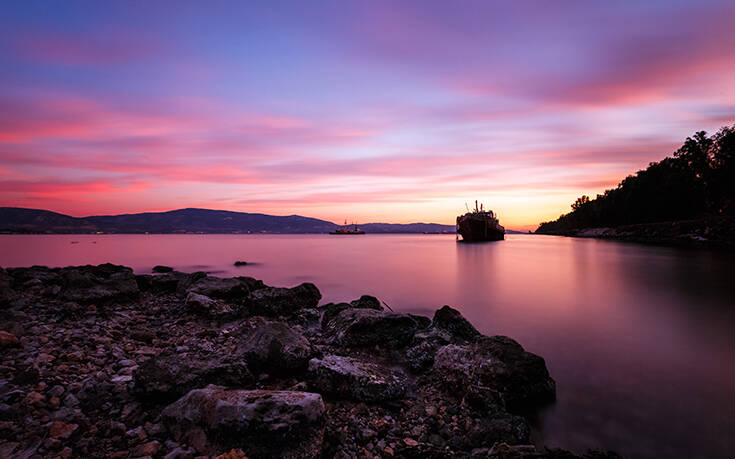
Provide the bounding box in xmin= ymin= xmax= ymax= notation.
xmin=0 ymin=264 xmax=620 ymax=458
xmin=536 ymin=216 xmax=735 ymax=250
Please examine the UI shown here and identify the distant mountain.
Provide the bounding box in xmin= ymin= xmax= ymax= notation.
xmin=0 ymin=207 xmax=457 ymax=234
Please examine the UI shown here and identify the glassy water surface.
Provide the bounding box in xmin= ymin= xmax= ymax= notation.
xmin=2 ymin=234 xmax=734 ymax=459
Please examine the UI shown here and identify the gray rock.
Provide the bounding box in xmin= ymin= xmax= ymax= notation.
xmin=161 ymin=385 xmax=325 ymax=457
xmin=133 ymin=349 xmax=253 ymax=403
xmin=432 ymin=336 xmax=555 ymax=412
xmin=240 ymin=319 xmax=314 ymax=374
xmin=324 ymin=308 xmax=418 ymax=347
xmin=308 ymin=355 xmax=408 ymax=401
xmin=247 ymin=282 xmax=321 ymax=316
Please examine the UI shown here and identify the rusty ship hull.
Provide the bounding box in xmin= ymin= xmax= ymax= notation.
xmin=456 ymin=203 xmax=505 ymax=242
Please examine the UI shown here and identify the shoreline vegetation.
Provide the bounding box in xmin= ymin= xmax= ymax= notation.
xmin=0 ymin=263 xmax=621 ymax=458
xmin=536 ymin=126 xmax=735 ymax=250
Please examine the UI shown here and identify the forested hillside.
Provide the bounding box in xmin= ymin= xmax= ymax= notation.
xmin=537 ymin=126 xmax=735 ymax=233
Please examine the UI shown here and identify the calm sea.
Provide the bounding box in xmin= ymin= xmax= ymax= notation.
xmin=2 ymin=234 xmax=734 ymax=459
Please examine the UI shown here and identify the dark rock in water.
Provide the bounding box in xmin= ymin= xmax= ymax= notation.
xmin=432 ymin=336 xmax=555 ymax=413
xmin=308 ymin=355 xmax=408 ymax=401
xmin=240 ymin=319 xmax=314 ymax=374
xmin=233 ymin=260 xmax=248 ymax=266
xmin=161 ymin=385 xmax=325 ymax=457
xmin=247 ymin=282 xmax=321 ymax=316
xmin=152 ymin=265 xmax=174 ymax=273
xmin=58 ymin=264 xmax=140 ymax=304
xmin=432 ymin=305 xmax=480 ymax=342
xmin=349 ymin=295 xmax=383 ymax=311
xmin=133 ymin=350 xmax=253 ymax=403
xmin=324 ymin=308 xmax=418 ymax=347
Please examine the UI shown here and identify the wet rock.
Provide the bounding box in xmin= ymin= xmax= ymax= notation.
xmin=432 ymin=336 xmax=555 ymax=412
xmin=432 ymin=305 xmax=480 ymax=342
xmin=0 ymin=331 xmax=20 ymax=348
xmin=152 ymin=265 xmax=174 ymax=273
xmin=324 ymin=309 xmax=418 ymax=347
xmin=248 ymin=282 xmax=321 ymax=316
xmin=161 ymin=385 xmax=325 ymax=457
xmin=133 ymin=349 xmax=253 ymax=403
xmin=58 ymin=264 xmax=139 ymax=304
xmin=240 ymin=319 xmax=314 ymax=374
xmin=308 ymin=355 xmax=408 ymax=401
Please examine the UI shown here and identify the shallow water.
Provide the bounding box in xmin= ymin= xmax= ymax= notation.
xmin=2 ymin=233 xmax=734 ymax=459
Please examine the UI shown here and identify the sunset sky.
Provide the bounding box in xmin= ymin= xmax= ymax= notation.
xmin=1 ymin=1 xmax=734 ymax=230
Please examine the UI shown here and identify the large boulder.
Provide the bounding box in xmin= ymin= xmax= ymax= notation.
xmin=324 ymin=309 xmax=418 ymax=347
xmin=307 ymin=355 xmax=408 ymax=402
xmin=432 ymin=336 xmax=555 ymax=413
xmin=247 ymin=283 xmax=321 ymax=316
xmin=240 ymin=319 xmax=314 ymax=374
xmin=432 ymin=305 xmax=480 ymax=342
xmin=58 ymin=264 xmax=139 ymax=304
xmin=133 ymin=349 xmax=253 ymax=403
xmin=161 ymin=385 xmax=325 ymax=458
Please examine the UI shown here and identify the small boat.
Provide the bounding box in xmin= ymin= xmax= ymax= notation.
xmin=456 ymin=201 xmax=504 ymax=242
xmin=330 ymin=220 xmax=365 ymax=235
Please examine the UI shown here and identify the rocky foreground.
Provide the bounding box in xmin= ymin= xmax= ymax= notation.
xmin=0 ymin=264 xmax=620 ymax=459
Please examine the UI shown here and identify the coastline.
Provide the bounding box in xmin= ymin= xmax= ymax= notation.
xmin=535 ymin=216 xmax=735 ymax=250
xmin=0 ymin=264 xmax=620 ymax=458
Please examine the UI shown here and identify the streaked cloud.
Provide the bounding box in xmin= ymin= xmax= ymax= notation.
xmin=1 ymin=1 xmax=734 ymax=230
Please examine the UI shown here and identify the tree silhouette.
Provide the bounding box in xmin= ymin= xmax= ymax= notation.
xmin=537 ymin=125 xmax=735 ymax=233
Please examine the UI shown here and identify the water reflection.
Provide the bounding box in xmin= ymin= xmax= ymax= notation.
xmin=1 ymin=234 xmax=734 ymax=458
